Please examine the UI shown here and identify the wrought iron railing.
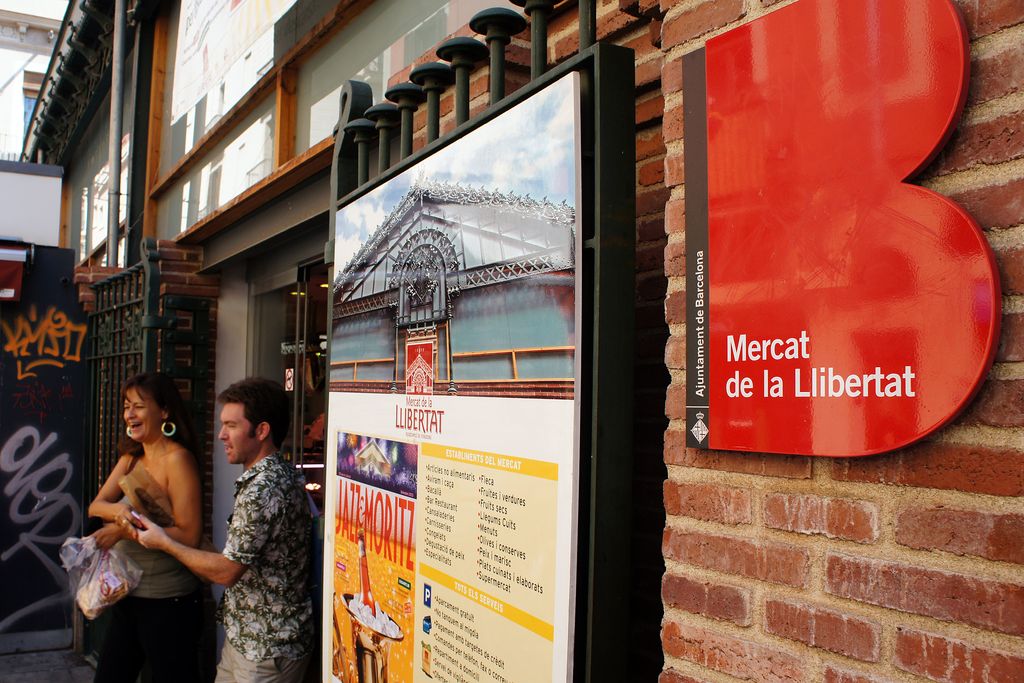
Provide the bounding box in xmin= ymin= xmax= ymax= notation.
xmin=329 ymin=0 xmax=596 ymax=197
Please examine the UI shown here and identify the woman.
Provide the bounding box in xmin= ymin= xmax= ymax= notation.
xmin=87 ymin=372 xmax=204 ymax=683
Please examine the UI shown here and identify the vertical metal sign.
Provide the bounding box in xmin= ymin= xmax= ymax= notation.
xmin=326 ymin=74 xmax=584 ymax=683
xmin=684 ymin=50 xmax=710 ymax=449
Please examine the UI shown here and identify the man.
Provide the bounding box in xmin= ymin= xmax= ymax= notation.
xmin=136 ymin=378 xmax=313 ymax=683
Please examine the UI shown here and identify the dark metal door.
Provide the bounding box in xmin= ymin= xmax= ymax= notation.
xmin=0 ymin=246 xmax=88 ymax=654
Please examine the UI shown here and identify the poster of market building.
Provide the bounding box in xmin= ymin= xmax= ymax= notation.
xmin=324 ymin=73 xmax=583 ymax=683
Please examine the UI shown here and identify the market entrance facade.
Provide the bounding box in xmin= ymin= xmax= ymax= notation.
xmin=19 ymin=0 xmax=1022 ymax=681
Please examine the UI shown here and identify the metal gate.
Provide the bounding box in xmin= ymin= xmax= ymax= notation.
xmin=83 ymin=238 xmax=213 ymax=661
xmin=85 ymin=242 xmax=160 ymax=493
xmin=86 ymin=238 xmax=213 ymax=499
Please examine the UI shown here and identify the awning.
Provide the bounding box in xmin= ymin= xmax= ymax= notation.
xmin=0 ymin=247 xmax=28 ymax=302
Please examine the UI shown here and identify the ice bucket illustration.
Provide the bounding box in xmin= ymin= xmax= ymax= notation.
xmin=343 ymin=593 xmax=404 ymax=683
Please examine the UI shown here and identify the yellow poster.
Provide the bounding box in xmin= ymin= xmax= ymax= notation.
xmin=331 ymin=433 xmax=418 ymax=683
xmin=414 ymin=443 xmax=560 ymax=682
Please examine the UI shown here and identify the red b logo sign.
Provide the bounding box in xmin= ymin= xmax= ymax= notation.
xmin=685 ymin=0 xmax=1001 ymax=456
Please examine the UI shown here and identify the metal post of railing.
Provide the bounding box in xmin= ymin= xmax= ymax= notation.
xmin=106 ymin=0 xmax=126 ymax=268
xmin=470 ymin=8 xmax=527 ymax=105
xmin=579 ymin=0 xmax=596 ymax=49
xmin=510 ymin=0 xmax=555 ymax=78
xmin=344 ymin=119 xmax=377 ymax=185
xmin=365 ymin=103 xmax=400 ymax=173
xmin=385 ymin=83 xmax=426 ymax=159
xmin=410 ymin=63 xmax=454 ymax=143
xmin=436 ymin=37 xmax=489 ymax=125
xmin=332 ymin=80 xmax=374 ymax=200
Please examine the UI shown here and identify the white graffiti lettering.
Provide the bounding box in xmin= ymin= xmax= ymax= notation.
xmin=0 ymin=425 xmax=81 ymax=632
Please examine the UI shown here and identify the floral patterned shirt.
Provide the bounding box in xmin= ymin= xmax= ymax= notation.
xmin=218 ymin=452 xmax=313 ymax=662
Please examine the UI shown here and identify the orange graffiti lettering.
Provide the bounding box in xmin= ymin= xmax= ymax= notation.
xmin=1 ymin=306 xmax=87 ymax=379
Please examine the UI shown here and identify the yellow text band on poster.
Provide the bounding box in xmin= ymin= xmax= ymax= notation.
xmin=421 ymin=443 xmax=559 ymax=481
xmin=420 ymin=562 xmax=555 ymax=641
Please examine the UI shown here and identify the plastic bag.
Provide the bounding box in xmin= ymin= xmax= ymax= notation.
xmin=59 ymin=536 xmax=142 ymax=619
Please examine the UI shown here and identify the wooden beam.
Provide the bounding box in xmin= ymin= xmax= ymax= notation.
xmin=59 ymin=175 xmax=71 ymax=249
xmin=142 ymin=7 xmax=169 ymax=239
xmin=274 ymin=67 xmax=298 ymax=167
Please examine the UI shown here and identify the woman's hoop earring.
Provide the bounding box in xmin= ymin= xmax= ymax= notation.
xmin=161 ymin=421 xmax=177 ymax=437
xmin=126 ymin=425 xmax=134 ymax=438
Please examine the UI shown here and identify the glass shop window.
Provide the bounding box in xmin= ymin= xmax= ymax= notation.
xmin=155 ymin=98 xmax=275 ymax=239
xmin=295 ymin=0 xmax=493 ymax=152
xmin=253 ymin=262 xmax=331 ymax=509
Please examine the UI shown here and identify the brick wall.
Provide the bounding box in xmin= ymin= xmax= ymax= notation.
xmin=433 ymin=0 xmax=1024 ymax=677
xmin=652 ymin=1 xmax=1024 ymax=682
xmin=153 ymin=241 xmax=220 ymax=537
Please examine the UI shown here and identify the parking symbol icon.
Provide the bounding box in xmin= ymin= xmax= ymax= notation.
xmin=423 ymin=583 xmax=432 ymax=608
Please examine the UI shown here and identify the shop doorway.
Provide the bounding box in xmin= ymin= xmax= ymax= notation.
xmin=252 ymin=261 xmax=330 ymax=510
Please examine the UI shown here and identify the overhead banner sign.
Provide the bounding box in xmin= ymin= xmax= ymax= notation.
xmin=684 ymin=0 xmax=1000 ymax=457
xmin=324 ymin=74 xmax=581 ymax=682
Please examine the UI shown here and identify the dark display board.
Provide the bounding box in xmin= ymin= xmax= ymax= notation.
xmin=322 ymin=41 xmax=637 ymax=682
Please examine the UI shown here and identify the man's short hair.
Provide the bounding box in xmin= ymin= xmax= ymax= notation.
xmin=218 ymin=378 xmax=290 ymax=448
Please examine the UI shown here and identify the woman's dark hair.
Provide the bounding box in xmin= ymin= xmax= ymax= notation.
xmin=119 ymin=372 xmax=200 ymax=459
xmin=217 ymin=377 xmax=290 ymax=449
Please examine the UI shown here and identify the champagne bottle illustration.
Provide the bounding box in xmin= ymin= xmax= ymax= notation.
xmin=346 ymin=520 xmax=404 ymax=682
xmin=358 ymin=527 xmax=374 ymax=608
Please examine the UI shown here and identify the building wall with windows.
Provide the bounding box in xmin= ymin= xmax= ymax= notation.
xmin=151 ymin=0 xmax=494 ymax=244
xmin=64 ymin=78 xmax=134 ymax=264
xmin=0 ymin=9 xmax=58 ymax=162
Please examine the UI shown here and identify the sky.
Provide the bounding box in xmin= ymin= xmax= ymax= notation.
xmin=334 ymin=72 xmax=580 ymax=271
xmin=1 ymin=1 xmax=68 ymax=20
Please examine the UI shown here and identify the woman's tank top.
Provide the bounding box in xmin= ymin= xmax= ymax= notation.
xmin=115 ymin=535 xmax=200 ymax=598
xmin=116 ymin=458 xmax=199 ymax=598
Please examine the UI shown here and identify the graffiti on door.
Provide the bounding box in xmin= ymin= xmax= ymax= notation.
xmin=0 ymin=247 xmax=86 ymax=648
xmin=0 ymin=425 xmax=81 ymax=632
xmin=1 ymin=305 xmax=87 ymax=380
